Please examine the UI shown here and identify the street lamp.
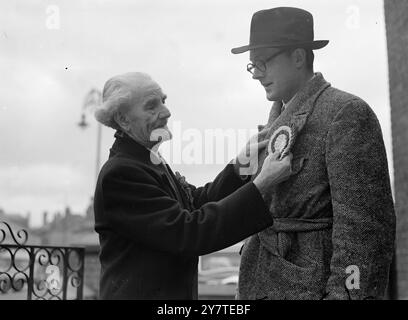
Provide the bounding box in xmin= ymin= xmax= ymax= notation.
xmin=77 ymin=113 xmax=89 ymax=129
xmin=78 ymin=88 xmax=102 ymax=185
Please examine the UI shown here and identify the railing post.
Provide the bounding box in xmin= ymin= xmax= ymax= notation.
xmin=62 ymin=248 xmax=69 ymax=300
xmin=77 ymin=249 xmax=85 ymax=300
xmin=27 ymin=246 xmax=35 ymax=300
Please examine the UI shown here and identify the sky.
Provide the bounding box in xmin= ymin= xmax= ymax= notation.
xmin=0 ymin=0 xmax=392 ymax=227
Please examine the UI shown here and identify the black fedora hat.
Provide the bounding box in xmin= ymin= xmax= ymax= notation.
xmin=231 ymin=7 xmax=329 ymax=54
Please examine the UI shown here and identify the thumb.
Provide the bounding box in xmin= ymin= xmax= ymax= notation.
xmin=269 ymin=150 xmax=281 ymax=161
xmin=281 ymin=152 xmax=293 ymax=172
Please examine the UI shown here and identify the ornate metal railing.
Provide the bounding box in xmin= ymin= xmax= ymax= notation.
xmin=0 ymin=221 xmax=85 ymax=300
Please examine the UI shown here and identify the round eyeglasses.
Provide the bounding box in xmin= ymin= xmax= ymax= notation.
xmin=246 ymin=49 xmax=287 ymax=75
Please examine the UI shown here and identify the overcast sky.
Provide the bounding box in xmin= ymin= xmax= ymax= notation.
xmin=0 ymin=0 xmax=392 ymax=227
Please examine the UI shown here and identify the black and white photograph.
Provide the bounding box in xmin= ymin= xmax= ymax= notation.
xmin=0 ymin=0 xmax=407 ymax=307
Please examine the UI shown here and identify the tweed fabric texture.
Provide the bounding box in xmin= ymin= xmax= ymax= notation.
xmin=239 ymin=73 xmax=396 ymax=300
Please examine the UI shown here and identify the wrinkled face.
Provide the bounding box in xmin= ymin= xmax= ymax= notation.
xmin=126 ymin=81 xmax=172 ymax=147
xmin=249 ymin=47 xmax=301 ymax=102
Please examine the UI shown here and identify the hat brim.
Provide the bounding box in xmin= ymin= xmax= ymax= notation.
xmin=231 ymin=40 xmax=329 ymax=54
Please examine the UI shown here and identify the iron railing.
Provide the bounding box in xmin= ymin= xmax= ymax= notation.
xmin=0 ymin=221 xmax=85 ymax=300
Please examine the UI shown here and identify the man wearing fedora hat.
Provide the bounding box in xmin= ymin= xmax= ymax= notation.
xmin=232 ymin=7 xmax=395 ymax=300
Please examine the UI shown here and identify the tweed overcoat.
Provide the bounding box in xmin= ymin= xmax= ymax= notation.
xmin=237 ymin=73 xmax=396 ymax=300
xmin=94 ymin=131 xmax=272 ymax=299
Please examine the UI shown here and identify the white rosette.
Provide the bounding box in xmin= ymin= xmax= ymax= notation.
xmin=267 ymin=125 xmax=294 ymax=160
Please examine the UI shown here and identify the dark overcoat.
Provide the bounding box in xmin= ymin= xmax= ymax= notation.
xmin=94 ymin=131 xmax=272 ymax=299
xmin=238 ymin=73 xmax=396 ymax=300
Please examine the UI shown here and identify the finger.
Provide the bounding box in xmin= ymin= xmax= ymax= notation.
xmin=257 ymin=140 xmax=269 ymax=150
xmin=248 ymin=138 xmax=268 ymax=150
xmin=270 ymin=150 xmax=281 ymax=161
xmin=281 ymin=152 xmax=293 ymax=162
xmin=257 ymin=127 xmax=270 ymax=140
xmin=262 ymin=152 xmax=272 ymax=163
xmin=281 ymin=153 xmax=294 ymax=174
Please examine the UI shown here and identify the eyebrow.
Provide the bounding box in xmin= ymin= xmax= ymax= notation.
xmin=143 ymin=97 xmax=157 ymax=107
xmin=250 ymin=55 xmax=261 ymax=62
xmin=144 ymin=94 xmax=166 ymax=108
xmin=250 ymin=52 xmax=265 ymax=61
xmin=251 ymin=50 xmax=281 ymax=62
xmin=251 ymin=54 xmax=269 ymax=62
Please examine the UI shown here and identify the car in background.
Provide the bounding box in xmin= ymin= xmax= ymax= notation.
xmin=198 ymin=242 xmax=243 ymax=299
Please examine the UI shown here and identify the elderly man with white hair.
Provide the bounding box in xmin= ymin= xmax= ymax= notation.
xmin=93 ymin=72 xmax=293 ymax=300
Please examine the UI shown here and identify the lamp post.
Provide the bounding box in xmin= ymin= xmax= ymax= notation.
xmin=78 ymin=88 xmax=103 ymax=186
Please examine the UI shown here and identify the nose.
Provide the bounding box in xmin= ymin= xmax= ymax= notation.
xmin=252 ymin=68 xmax=264 ymax=80
xmin=159 ymin=104 xmax=171 ymax=119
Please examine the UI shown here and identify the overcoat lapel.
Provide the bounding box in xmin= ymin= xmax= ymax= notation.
xmin=111 ymin=131 xmax=190 ymax=209
xmin=252 ymin=73 xmax=332 ymax=252
xmin=252 ymin=73 xmax=331 ymax=180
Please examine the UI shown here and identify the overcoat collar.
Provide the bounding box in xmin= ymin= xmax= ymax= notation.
xmin=264 ymin=72 xmax=331 ymax=142
xmin=109 ymin=130 xmax=192 ymax=210
xmin=110 ymin=130 xmax=158 ymax=164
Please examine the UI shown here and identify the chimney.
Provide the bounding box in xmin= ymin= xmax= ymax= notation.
xmin=43 ymin=211 xmax=48 ymax=227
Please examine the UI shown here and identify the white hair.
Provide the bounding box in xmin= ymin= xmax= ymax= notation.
xmin=94 ymin=72 xmax=153 ymax=130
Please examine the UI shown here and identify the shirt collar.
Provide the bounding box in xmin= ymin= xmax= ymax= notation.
xmin=282 ymin=93 xmax=297 ymax=111
xmin=282 ymin=73 xmax=317 ymax=111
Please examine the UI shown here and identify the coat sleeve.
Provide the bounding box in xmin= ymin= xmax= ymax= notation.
xmin=190 ymin=164 xmax=251 ymax=208
xmin=100 ymin=163 xmax=272 ymax=256
xmin=324 ymin=99 xmax=396 ymax=299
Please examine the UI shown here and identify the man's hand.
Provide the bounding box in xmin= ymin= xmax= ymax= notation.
xmin=253 ymin=151 xmax=293 ymax=198
xmin=233 ymin=128 xmax=270 ymax=178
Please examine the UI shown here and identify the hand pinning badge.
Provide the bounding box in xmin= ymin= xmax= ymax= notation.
xmin=267 ymin=125 xmax=296 ymax=160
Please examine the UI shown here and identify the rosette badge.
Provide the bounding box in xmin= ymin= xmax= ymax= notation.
xmin=267 ymin=126 xmax=295 ymax=160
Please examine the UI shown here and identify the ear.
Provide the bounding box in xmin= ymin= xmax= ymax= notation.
xmin=114 ymin=111 xmax=130 ymax=131
xmin=293 ymin=48 xmax=307 ymax=69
